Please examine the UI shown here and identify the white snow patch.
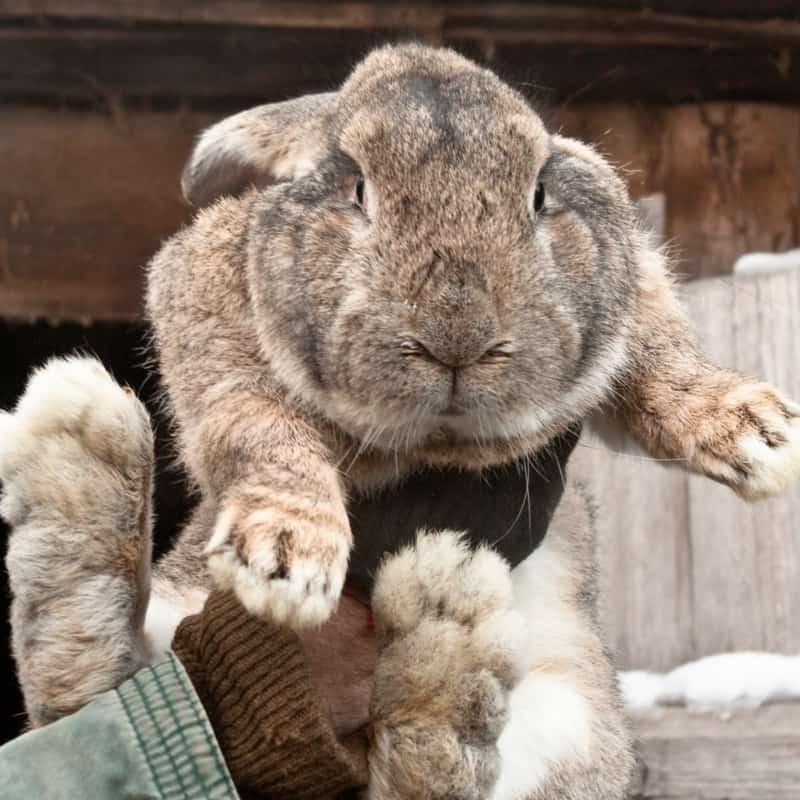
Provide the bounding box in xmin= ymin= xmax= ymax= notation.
xmin=733 ymin=248 xmax=800 ymax=276
xmin=620 ymin=652 xmax=800 ymax=719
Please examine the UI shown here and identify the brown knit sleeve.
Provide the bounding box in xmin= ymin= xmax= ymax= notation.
xmin=172 ymin=590 xmax=368 ymax=800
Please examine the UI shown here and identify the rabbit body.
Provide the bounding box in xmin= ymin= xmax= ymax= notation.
xmin=146 ymin=45 xmax=643 ymax=620
xmin=150 ymin=45 xmax=800 ymax=621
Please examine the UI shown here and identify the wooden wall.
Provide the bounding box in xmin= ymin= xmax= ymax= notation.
xmin=633 ymin=703 xmax=800 ymax=799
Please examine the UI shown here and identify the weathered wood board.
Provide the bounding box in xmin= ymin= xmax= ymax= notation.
xmin=5 ymin=0 xmax=800 ymax=30
xmin=632 ymin=703 xmax=800 ymax=799
xmin=560 ymin=103 xmax=800 ymax=279
xmin=2 ymin=103 xmax=798 ymax=320
xmin=0 ymin=109 xmax=214 ymax=320
xmin=573 ymin=268 xmax=800 ymax=670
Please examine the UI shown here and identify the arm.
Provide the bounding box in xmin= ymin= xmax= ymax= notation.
xmin=200 ymin=390 xmax=351 ymax=626
xmin=0 ymin=652 xmax=238 ymax=800
xmin=147 ymin=196 xmax=351 ymax=627
xmin=618 ymin=243 xmax=800 ymax=501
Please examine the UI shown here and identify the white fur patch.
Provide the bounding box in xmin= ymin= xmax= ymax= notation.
xmin=207 ymin=548 xmax=343 ymax=627
xmin=486 ymin=526 xmax=596 ymax=798
xmin=491 ymin=674 xmax=592 ymax=800
xmin=737 ymin=412 xmax=800 ymax=500
xmin=0 ymin=411 xmax=16 ymax=472
xmin=0 ymin=356 xmax=147 ymax=477
xmin=510 ymin=538 xmax=585 ymax=662
xmin=143 ymin=590 xmax=208 ymax=658
xmin=0 ymin=356 xmax=151 ymax=529
xmin=206 ymin=507 xmax=347 ymax=629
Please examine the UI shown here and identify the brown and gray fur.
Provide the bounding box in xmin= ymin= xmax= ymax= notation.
xmin=367 ymin=487 xmax=633 ymax=800
xmin=0 ymin=359 xmax=155 ymax=726
xmin=3 ymin=44 xmax=800 ymax=798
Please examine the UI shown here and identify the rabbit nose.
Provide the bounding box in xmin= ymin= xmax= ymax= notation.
xmin=413 ymin=309 xmax=500 ymax=368
xmin=412 ymin=335 xmax=497 ymax=369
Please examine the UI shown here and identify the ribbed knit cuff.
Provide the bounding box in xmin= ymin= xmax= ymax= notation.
xmin=172 ymin=590 xmax=367 ymax=800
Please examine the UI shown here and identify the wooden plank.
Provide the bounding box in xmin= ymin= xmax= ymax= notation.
xmin=1 ymin=19 xmax=800 ymax=105
xmin=0 ymin=27 xmax=380 ymax=103
xmin=497 ymin=43 xmax=800 ymax=104
xmin=738 ymin=273 xmax=800 ymax=650
xmin=684 ymin=271 xmax=800 ymax=657
xmin=683 ymin=279 xmax=766 ymax=654
xmin=633 ymin=704 xmax=800 ymax=799
xmin=572 ymin=430 xmax=693 ymax=671
xmin=577 ymin=270 xmax=800 ymax=670
xmin=0 ymin=108 xmax=214 ymax=321
xmin=2 ymin=2 xmax=799 ymax=41
xmin=558 ymin=104 xmax=800 ymax=277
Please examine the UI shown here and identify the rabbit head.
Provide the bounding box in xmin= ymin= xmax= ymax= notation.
xmin=183 ymin=44 xmax=640 ymax=449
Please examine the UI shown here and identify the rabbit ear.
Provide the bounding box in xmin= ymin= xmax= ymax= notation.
xmin=181 ymin=92 xmax=336 ymax=207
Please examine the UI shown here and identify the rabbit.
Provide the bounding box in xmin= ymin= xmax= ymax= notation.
xmin=146 ymin=44 xmax=800 ymax=627
xmin=3 ymin=43 xmax=800 ymax=798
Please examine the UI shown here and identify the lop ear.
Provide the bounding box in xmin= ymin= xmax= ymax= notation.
xmin=182 ymin=92 xmax=336 ymax=207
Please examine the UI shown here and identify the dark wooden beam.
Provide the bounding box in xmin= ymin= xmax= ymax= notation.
xmin=2 ymin=2 xmax=800 ymax=105
xmin=0 ymin=27 xmax=380 ymax=104
xmin=1 ymin=2 xmax=799 ymax=36
xmin=1 ymin=24 xmax=799 ymax=107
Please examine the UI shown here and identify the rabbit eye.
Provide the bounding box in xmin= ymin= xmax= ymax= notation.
xmin=349 ymin=172 xmax=377 ymax=220
xmin=533 ymin=182 xmax=545 ymax=213
xmin=353 ymin=176 xmax=367 ymax=212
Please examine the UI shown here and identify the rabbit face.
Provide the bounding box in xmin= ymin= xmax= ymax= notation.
xmin=186 ymin=45 xmax=639 ymax=449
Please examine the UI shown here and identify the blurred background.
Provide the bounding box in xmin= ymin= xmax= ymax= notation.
xmin=1 ymin=2 xmax=799 ymax=795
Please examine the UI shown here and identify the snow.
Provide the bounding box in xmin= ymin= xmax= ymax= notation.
xmin=620 ymin=652 xmax=800 ymax=719
xmin=733 ymin=248 xmax=800 ymax=276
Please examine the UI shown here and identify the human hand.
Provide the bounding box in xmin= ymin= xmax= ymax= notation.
xmin=299 ymin=591 xmax=378 ymax=737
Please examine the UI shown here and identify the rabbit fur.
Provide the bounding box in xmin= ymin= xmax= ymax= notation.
xmin=3 ymin=44 xmax=800 ymax=799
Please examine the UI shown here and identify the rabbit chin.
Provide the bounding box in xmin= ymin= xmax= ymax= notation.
xmin=319 ymin=391 xmax=554 ymax=452
xmin=321 ymin=333 xmax=630 ymax=452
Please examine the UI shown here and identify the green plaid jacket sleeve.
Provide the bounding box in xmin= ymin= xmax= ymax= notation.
xmin=0 ymin=651 xmax=239 ymax=800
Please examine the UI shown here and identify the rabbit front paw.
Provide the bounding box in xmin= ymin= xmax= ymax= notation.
xmin=369 ymin=531 xmax=526 ymax=800
xmin=691 ymin=382 xmax=800 ymax=501
xmin=206 ymin=485 xmax=350 ymax=628
xmin=0 ymin=355 xmax=153 ymax=526
xmin=0 ymin=356 xmax=154 ymax=725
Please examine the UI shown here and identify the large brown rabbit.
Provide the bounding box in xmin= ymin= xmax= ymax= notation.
xmin=3 ymin=44 xmax=800 ymax=799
